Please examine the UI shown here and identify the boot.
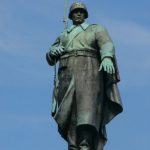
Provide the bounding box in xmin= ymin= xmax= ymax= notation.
xmin=78 ymin=139 xmax=91 ymax=150
xmin=79 ymin=145 xmax=90 ymax=150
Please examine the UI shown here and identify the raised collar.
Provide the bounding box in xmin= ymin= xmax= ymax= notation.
xmin=67 ymin=22 xmax=90 ymax=33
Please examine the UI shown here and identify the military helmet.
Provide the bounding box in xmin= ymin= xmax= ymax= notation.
xmin=68 ymin=2 xmax=88 ymax=19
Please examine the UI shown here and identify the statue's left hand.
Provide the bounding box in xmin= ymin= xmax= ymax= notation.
xmin=99 ymin=57 xmax=115 ymax=74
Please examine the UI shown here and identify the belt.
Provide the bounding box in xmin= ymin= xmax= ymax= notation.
xmin=60 ymin=49 xmax=99 ymax=59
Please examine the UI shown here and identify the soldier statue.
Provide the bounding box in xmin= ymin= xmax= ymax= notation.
xmin=46 ymin=2 xmax=123 ymax=150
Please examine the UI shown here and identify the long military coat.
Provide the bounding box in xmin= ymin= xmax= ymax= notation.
xmin=46 ymin=22 xmax=123 ymax=150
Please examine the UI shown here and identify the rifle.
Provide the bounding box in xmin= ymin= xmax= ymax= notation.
xmin=51 ymin=0 xmax=69 ymax=117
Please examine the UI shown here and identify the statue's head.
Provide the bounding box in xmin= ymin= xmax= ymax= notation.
xmin=69 ymin=2 xmax=88 ymax=25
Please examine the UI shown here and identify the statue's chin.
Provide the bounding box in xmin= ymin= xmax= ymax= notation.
xmin=73 ymin=20 xmax=84 ymax=25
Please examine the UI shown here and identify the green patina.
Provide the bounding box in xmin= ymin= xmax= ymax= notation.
xmin=46 ymin=2 xmax=123 ymax=150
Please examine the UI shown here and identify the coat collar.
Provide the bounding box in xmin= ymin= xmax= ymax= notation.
xmin=67 ymin=22 xmax=90 ymax=33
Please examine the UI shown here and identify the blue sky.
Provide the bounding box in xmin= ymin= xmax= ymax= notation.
xmin=0 ymin=0 xmax=150 ymax=150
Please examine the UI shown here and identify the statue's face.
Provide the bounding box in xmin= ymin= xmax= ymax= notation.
xmin=71 ymin=9 xmax=85 ymax=25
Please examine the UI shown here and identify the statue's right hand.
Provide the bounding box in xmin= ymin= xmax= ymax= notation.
xmin=50 ymin=45 xmax=65 ymax=57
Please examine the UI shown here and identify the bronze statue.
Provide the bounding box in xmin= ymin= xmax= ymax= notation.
xmin=46 ymin=2 xmax=123 ymax=150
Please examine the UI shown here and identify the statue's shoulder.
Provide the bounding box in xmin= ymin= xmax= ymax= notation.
xmin=60 ymin=30 xmax=67 ymax=35
xmin=90 ymin=23 xmax=106 ymax=30
xmin=57 ymin=30 xmax=68 ymax=39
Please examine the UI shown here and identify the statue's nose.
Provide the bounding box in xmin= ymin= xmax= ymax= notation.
xmin=77 ymin=11 xmax=82 ymax=15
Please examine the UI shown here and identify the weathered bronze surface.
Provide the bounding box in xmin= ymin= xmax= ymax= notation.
xmin=46 ymin=2 xmax=123 ymax=150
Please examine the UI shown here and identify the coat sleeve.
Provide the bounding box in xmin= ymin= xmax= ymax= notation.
xmin=95 ymin=25 xmax=115 ymax=60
